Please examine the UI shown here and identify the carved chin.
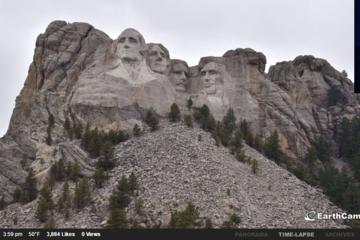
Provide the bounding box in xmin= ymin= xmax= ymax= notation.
xmin=175 ymin=84 xmax=186 ymax=92
xmin=119 ymin=51 xmax=141 ymax=62
xmin=150 ymin=63 xmax=167 ymax=74
xmin=205 ymin=87 xmax=216 ymax=95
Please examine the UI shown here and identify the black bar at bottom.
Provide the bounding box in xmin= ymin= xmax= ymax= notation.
xmin=0 ymin=229 xmax=359 ymax=240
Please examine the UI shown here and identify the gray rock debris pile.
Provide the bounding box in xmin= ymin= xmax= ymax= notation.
xmin=0 ymin=123 xmax=346 ymax=228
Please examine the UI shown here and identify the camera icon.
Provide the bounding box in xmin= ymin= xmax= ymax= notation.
xmin=304 ymin=211 xmax=317 ymax=221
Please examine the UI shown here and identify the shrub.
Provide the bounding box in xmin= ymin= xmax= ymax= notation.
xmin=133 ymin=124 xmax=141 ymax=137
xmin=251 ymin=159 xmax=259 ymax=175
xmin=184 ymin=114 xmax=193 ymax=127
xmin=144 ymin=109 xmax=159 ymax=131
xmin=187 ymin=98 xmax=193 ymax=110
xmin=169 ymin=103 xmax=181 ymax=122
xmin=168 ymin=202 xmax=202 ymax=228
xmin=221 ymin=214 xmax=241 ymax=228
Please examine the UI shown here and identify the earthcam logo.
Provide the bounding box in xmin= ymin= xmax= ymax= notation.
xmin=305 ymin=211 xmax=360 ymax=221
xmin=304 ymin=211 xmax=317 ymax=221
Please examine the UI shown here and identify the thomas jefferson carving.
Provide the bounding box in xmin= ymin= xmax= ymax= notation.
xmin=146 ymin=43 xmax=170 ymax=74
xmin=169 ymin=59 xmax=189 ymax=92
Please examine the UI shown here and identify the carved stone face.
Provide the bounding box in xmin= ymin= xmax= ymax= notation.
xmin=116 ymin=28 xmax=145 ymax=63
xmin=147 ymin=44 xmax=170 ymax=74
xmin=170 ymin=62 xmax=189 ymax=92
xmin=200 ymin=62 xmax=222 ymax=95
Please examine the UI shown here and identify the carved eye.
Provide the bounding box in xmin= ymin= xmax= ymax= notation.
xmin=149 ymin=51 xmax=157 ymax=56
xmin=129 ymin=37 xmax=138 ymax=44
xmin=160 ymin=52 xmax=165 ymax=58
xmin=209 ymin=70 xmax=217 ymax=75
xmin=119 ymin=37 xmax=126 ymax=43
xmin=200 ymin=71 xmax=206 ymax=76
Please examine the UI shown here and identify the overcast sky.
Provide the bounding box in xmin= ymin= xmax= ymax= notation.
xmin=0 ymin=0 xmax=354 ymax=137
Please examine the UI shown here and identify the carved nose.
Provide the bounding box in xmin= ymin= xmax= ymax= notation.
xmin=124 ymin=44 xmax=130 ymax=49
xmin=156 ymin=56 xmax=162 ymax=61
xmin=180 ymin=72 xmax=186 ymax=80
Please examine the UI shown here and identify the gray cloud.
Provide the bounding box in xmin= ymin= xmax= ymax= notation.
xmin=0 ymin=0 xmax=354 ymax=137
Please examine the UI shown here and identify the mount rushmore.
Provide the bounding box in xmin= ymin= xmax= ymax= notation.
xmin=0 ymin=20 xmax=359 ymax=212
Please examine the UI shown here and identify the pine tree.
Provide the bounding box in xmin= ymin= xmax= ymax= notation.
xmin=0 ymin=196 xmax=5 ymax=210
xmin=168 ymin=202 xmax=201 ymax=228
xmin=74 ymin=122 xmax=83 ymax=139
xmin=94 ymin=166 xmax=106 ymax=188
xmin=305 ymin=146 xmax=317 ymax=167
xmin=35 ymin=186 xmax=53 ymax=223
xmin=204 ymin=218 xmax=213 ymax=229
xmin=343 ymin=184 xmax=360 ymax=213
xmin=239 ymin=120 xmax=254 ymax=146
xmin=19 ymin=190 xmax=29 ymax=204
xmin=169 ymin=103 xmax=181 ymax=122
xmin=67 ymin=161 xmax=80 ymax=182
xmin=24 ymin=168 xmax=38 ymax=202
xmin=50 ymin=159 xmax=66 ymax=182
xmin=99 ymin=141 xmax=114 ymax=170
xmin=314 ymin=136 xmax=331 ymax=162
xmin=57 ymin=182 xmax=70 ymax=212
xmin=187 ymin=98 xmax=193 ymax=110
xmin=223 ymin=108 xmax=236 ymax=134
xmin=264 ymin=131 xmax=282 ymax=163
xmin=133 ymin=124 xmax=141 ymax=137
xmin=144 ymin=109 xmax=159 ymax=131
xmin=44 ymin=215 xmax=56 ymax=228
xmin=64 ymin=117 xmax=72 ymax=139
xmin=128 ymin=172 xmax=138 ymax=192
xmin=46 ymin=114 xmax=55 ymax=146
xmin=81 ymin=123 xmax=91 ymax=149
xmin=46 ymin=130 xmax=52 ymax=146
xmin=13 ymin=188 xmax=21 ymax=202
xmin=199 ymin=105 xmax=210 ymax=118
xmin=20 ymin=155 xmax=27 ymax=170
xmin=88 ymin=128 xmax=102 ymax=158
xmin=48 ymin=114 xmax=55 ymax=128
xmin=109 ymin=176 xmax=132 ymax=210
xmin=74 ymin=178 xmax=91 ymax=210
xmin=202 ymin=114 xmax=216 ymax=131
xmin=106 ymin=208 xmax=129 ymax=229
xmin=254 ymin=134 xmax=264 ymax=152
xmin=36 ymin=196 xmax=49 ymax=222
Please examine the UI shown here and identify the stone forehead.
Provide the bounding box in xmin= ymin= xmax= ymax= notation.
xmin=170 ymin=59 xmax=189 ymax=71
xmin=117 ymin=28 xmax=146 ymax=46
xmin=201 ymin=62 xmax=222 ymax=71
xmin=147 ymin=43 xmax=170 ymax=59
